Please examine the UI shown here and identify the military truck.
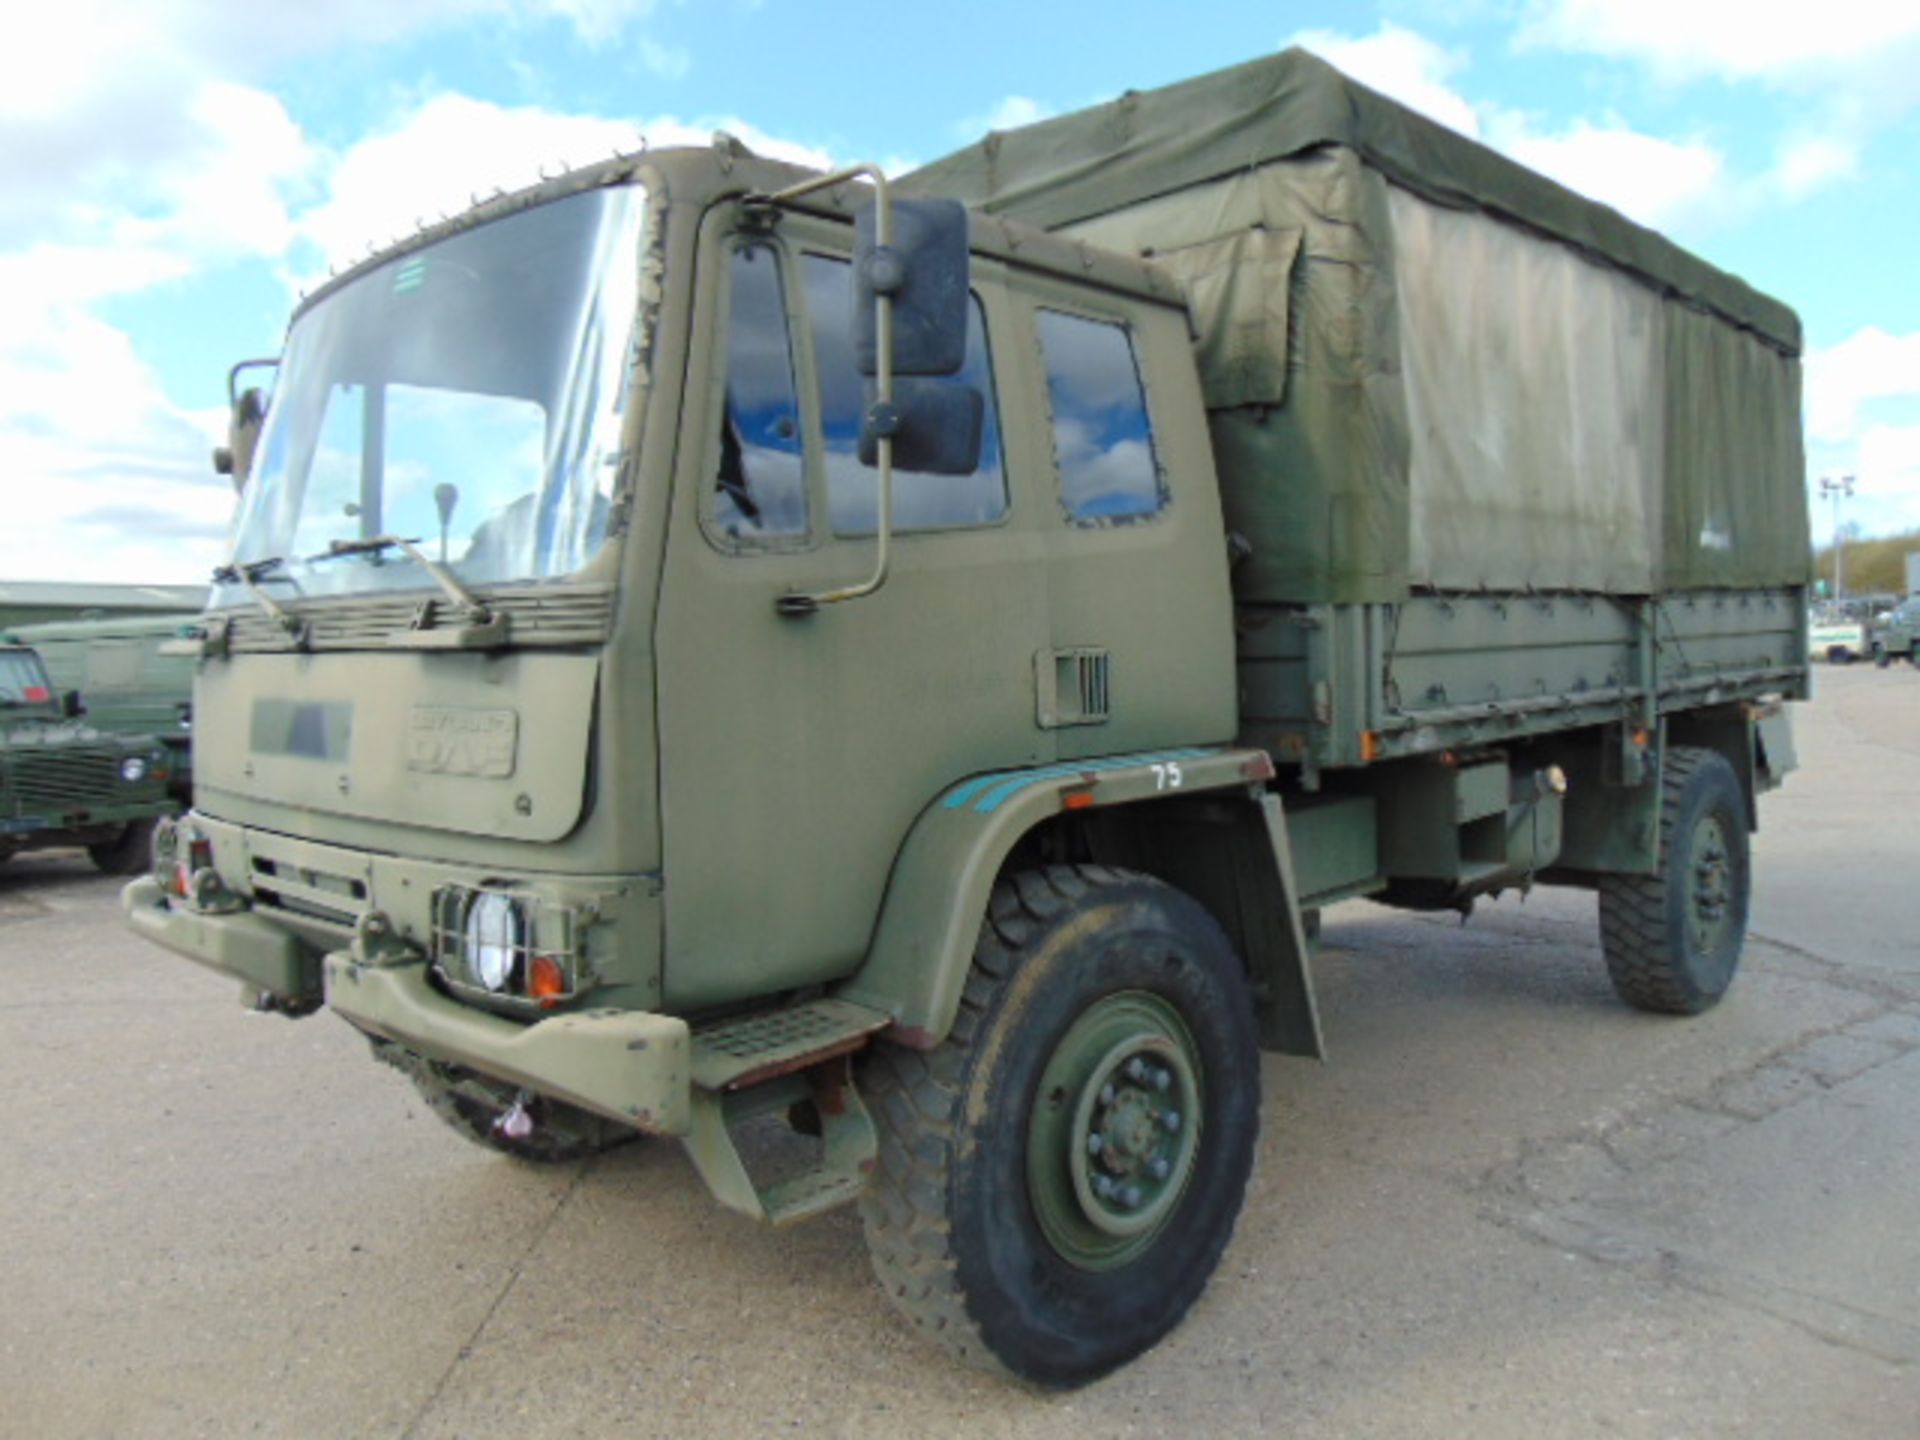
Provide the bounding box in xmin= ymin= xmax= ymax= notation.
xmin=11 ymin=612 xmax=198 ymax=801
xmin=2 ymin=640 xmax=180 ymax=873
xmin=124 ymin=50 xmax=1808 ymax=1387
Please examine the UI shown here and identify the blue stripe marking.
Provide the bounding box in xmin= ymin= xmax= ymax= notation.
xmin=944 ymin=747 xmax=1218 ymax=816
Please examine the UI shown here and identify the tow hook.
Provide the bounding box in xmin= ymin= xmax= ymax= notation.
xmin=493 ymin=1093 xmax=537 ymax=1141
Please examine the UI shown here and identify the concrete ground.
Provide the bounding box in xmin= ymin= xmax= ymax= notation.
xmin=1 ymin=665 xmax=1915 ymax=1438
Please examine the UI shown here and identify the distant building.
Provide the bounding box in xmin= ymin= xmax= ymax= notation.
xmin=0 ymin=580 xmax=207 ymax=630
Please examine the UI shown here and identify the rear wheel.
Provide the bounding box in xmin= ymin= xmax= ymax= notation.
xmin=88 ymin=818 xmax=156 ymax=876
xmin=859 ymin=865 xmax=1261 ymax=1387
xmin=1598 ymin=747 xmax=1750 ymax=1015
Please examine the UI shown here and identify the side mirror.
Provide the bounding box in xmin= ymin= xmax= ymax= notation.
xmin=216 ymin=386 xmax=269 ymax=492
xmin=60 ymin=690 xmax=86 ymax=719
xmin=859 ymin=380 xmax=984 ymax=475
xmin=854 ymin=199 xmax=970 ymax=377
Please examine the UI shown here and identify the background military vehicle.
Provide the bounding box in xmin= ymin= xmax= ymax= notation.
xmin=125 ymin=50 xmax=1807 ymax=1386
xmin=11 ymin=612 xmax=198 ymax=801
xmin=1871 ymin=595 xmax=1920 ymax=668
xmin=1 ymin=640 xmax=180 ymax=873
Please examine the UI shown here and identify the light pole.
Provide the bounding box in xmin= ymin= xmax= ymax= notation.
xmin=1819 ymin=474 xmax=1856 ymax=600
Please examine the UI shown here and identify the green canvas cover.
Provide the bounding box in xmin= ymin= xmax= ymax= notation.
xmin=903 ymin=48 xmax=1809 ymax=602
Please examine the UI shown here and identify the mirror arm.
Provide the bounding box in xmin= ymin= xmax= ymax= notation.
xmin=750 ymin=166 xmax=896 ymax=617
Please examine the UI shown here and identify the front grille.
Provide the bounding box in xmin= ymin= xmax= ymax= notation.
xmin=250 ymin=856 xmax=366 ymax=929
xmin=220 ymin=583 xmax=617 ymax=653
xmin=7 ymin=748 xmax=121 ymax=815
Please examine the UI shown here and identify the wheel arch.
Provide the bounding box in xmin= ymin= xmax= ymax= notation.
xmin=835 ymin=747 xmax=1323 ymax=1058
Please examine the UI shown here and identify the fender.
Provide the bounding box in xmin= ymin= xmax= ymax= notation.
xmin=835 ymin=746 xmax=1322 ymax=1056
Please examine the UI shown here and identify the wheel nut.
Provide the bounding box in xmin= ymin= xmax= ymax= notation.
xmin=1099 ymin=1083 xmax=1116 ymax=1106
xmin=1087 ymin=1133 xmax=1104 ymax=1156
xmin=1163 ymin=1110 xmax=1182 ymax=1132
xmin=1120 ymin=1185 xmax=1143 ymax=1209
xmin=1125 ymin=1058 xmax=1148 ymax=1082
xmin=1149 ymin=1157 xmax=1171 ymax=1180
xmin=1093 ymin=1175 xmax=1114 ymax=1198
xmin=1153 ymin=1068 xmax=1171 ymax=1093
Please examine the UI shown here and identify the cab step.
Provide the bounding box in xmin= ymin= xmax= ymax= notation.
xmin=684 ymin=998 xmax=891 ymax=1227
xmin=690 ymin=997 xmax=891 ymax=1091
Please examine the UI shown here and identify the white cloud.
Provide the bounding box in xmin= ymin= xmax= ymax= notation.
xmin=1290 ymin=26 xmax=1730 ymax=229
xmin=1291 ymin=23 xmax=1481 ymax=138
xmin=640 ymin=37 xmax=693 ymax=79
xmin=1486 ymin=113 xmax=1724 ymax=230
xmin=298 ymin=96 xmax=830 ymax=276
xmin=1519 ymin=0 xmax=1920 ymax=82
xmin=1771 ymin=136 xmax=1861 ymax=201
xmin=1805 ymin=328 xmax=1920 ymax=443
xmin=983 ymin=96 xmax=1056 ymax=133
xmin=1853 ymin=424 xmax=1920 ymax=526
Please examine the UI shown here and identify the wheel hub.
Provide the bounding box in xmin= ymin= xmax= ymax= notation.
xmin=1027 ymin=991 xmax=1204 ymax=1271
xmin=1688 ymin=816 xmax=1736 ymax=951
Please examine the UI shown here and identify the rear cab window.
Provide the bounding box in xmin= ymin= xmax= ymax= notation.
xmin=1035 ymin=309 xmax=1165 ymax=525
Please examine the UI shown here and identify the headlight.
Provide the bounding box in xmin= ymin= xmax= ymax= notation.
xmin=119 ymin=756 xmax=148 ymax=783
xmin=464 ymin=891 xmax=523 ymax=992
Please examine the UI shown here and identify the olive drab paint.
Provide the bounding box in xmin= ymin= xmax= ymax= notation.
xmin=122 ymin=50 xmax=1808 ymax=1385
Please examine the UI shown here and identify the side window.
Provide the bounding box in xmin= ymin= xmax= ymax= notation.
xmin=1036 ymin=309 xmax=1164 ymax=524
xmin=800 ymin=253 xmax=1006 ymax=534
xmin=715 ymin=243 xmax=806 ymax=539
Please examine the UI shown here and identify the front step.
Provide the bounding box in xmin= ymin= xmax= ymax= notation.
xmin=691 ymin=998 xmax=891 ymax=1091
xmin=684 ymin=999 xmax=891 ymax=1226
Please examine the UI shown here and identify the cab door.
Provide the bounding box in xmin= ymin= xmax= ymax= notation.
xmin=653 ymin=205 xmax=1050 ymax=1011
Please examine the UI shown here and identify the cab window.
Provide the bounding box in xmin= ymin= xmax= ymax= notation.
xmin=1036 ymin=309 xmax=1164 ymax=524
xmin=714 ymin=243 xmax=806 ymax=539
xmin=800 ymin=253 xmax=1006 ymax=535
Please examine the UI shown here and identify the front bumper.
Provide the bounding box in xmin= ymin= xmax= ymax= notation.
xmin=323 ymin=953 xmax=690 ymax=1134
xmin=123 ymin=877 xmax=315 ymax=1001
xmin=122 ymin=878 xmax=693 ymax=1136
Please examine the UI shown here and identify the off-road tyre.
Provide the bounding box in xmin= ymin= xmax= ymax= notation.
xmin=371 ymin=1039 xmax=637 ymax=1164
xmin=1597 ymin=747 xmax=1750 ymax=1015
xmin=87 ymin=818 xmax=156 ymax=877
xmin=858 ymin=865 xmax=1261 ymax=1388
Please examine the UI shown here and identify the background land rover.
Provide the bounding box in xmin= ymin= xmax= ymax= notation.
xmin=1 ymin=642 xmax=179 ymax=873
xmin=125 ymin=50 xmax=1808 ymax=1387
xmin=1871 ymin=597 xmax=1920 ymax=667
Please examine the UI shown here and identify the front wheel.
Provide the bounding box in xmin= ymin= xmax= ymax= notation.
xmin=1598 ymin=747 xmax=1750 ymax=1014
xmin=859 ymin=865 xmax=1261 ymax=1388
xmin=88 ymin=818 xmax=156 ymax=876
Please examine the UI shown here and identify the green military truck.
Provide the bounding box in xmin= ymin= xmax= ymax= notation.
xmin=11 ymin=612 xmax=198 ymax=801
xmin=124 ymin=51 xmax=1808 ymax=1386
xmin=2 ymin=640 xmax=181 ymax=873
xmin=1871 ymin=596 xmax=1920 ymax=668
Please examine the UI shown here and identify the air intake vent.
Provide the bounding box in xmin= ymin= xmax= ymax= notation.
xmin=1037 ymin=648 xmax=1111 ymax=729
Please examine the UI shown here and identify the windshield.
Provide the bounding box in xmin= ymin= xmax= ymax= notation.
xmin=0 ymin=650 xmax=55 ymax=709
xmin=223 ymin=183 xmax=647 ymax=604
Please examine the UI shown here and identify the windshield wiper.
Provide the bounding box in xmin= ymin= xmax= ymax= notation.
xmin=310 ymin=535 xmax=493 ymax=620
xmin=212 ymin=554 xmax=304 ymax=639
xmin=310 ymin=535 xmax=509 ymax=649
xmin=211 ymin=555 xmax=286 ymax=584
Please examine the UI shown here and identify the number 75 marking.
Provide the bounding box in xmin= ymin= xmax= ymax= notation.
xmin=1150 ymin=762 xmax=1184 ymax=791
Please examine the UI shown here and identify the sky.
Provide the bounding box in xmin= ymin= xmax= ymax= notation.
xmin=5 ymin=0 xmax=1918 ymax=584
